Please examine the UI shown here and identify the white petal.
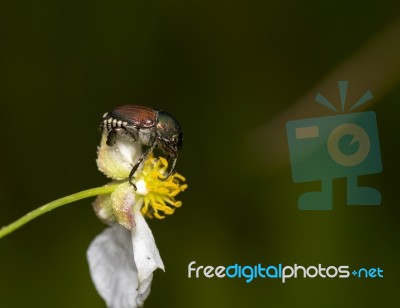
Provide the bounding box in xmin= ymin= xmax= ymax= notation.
xmin=92 ymin=193 xmax=116 ymax=225
xmin=110 ymin=182 xmax=136 ymax=230
xmin=131 ymin=200 xmax=165 ymax=298
xmin=97 ymin=134 xmax=142 ymax=180
xmin=115 ymin=138 xmax=140 ymax=166
xmin=87 ymin=225 xmax=144 ymax=308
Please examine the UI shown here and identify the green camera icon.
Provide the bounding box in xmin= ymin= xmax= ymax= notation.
xmin=286 ymin=82 xmax=383 ymax=210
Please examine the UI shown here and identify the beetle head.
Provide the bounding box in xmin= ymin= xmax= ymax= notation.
xmin=156 ymin=110 xmax=183 ymax=157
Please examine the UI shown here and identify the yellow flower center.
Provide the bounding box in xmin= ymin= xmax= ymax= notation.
xmin=136 ymin=154 xmax=187 ymax=219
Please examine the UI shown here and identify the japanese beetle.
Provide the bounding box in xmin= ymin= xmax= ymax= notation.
xmin=101 ymin=105 xmax=183 ymax=187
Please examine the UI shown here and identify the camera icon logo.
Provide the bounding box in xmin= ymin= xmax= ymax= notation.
xmin=286 ymin=81 xmax=382 ymax=210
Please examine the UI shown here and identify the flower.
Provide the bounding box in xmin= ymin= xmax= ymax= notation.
xmin=87 ymin=134 xmax=187 ymax=308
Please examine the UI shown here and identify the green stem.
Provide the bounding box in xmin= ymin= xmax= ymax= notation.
xmin=0 ymin=184 xmax=120 ymax=239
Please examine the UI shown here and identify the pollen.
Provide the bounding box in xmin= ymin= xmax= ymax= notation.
xmin=136 ymin=154 xmax=187 ymax=219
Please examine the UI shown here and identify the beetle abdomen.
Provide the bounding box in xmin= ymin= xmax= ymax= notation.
xmin=101 ymin=105 xmax=158 ymax=146
xmin=101 ymin=115 xmax=128 ymax=131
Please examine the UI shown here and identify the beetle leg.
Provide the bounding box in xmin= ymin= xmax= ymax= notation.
xmin=106 ymin=129 xmax=117 ymax=146
xmin=158 ymin=155 xmax=177 ymax=181
xmin=128 ymin=141 xmax=157 ymax=189
xmin=106 ymin=128 xmax=131 ymax=146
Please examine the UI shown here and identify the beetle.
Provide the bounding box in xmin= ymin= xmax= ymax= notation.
xmin=100 ymin=105 xmax=183 ymax=187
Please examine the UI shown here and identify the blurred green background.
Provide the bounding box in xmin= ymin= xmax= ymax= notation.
xmin=1 ymin=0 xmax=399 ymax=307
